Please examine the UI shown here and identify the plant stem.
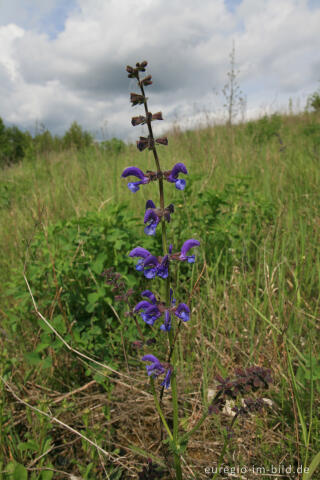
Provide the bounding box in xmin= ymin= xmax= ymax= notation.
xmin=150 ymin=378 xmax=173 ymax=441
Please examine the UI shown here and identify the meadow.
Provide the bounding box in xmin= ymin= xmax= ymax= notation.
xmin=0 ymin=111 xmax=319 ymax=479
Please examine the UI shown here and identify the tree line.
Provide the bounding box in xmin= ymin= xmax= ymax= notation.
xmin=0 ymin=119 xmax=125 ymax=168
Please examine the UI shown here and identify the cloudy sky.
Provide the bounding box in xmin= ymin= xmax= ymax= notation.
xmin=0 ymin=0 xmax=319 ymax=141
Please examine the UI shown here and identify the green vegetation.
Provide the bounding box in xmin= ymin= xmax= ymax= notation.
xmin=0 ymin=111 xmax=320 ymax=479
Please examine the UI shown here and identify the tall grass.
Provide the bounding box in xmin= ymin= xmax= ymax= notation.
xmin=0 ymin=112 xmax=319 ymax=478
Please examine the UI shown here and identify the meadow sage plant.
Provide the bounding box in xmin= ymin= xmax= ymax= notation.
xmin=118 ymin=61 xmax=272 ymax=479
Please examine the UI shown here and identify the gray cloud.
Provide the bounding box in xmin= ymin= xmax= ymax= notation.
xmin=0 ymin=0 xmax=319 ymax=140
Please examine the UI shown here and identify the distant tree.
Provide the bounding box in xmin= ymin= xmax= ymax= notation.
xmin=307 ymin=88 xmax=320 ymax=113
xmin=222 ymin=41 xmax=245 ymax=126
xmin=100 ymin=137 xmax=125 ymax=154
xmin=0 ymin=117 xmax=31 ymax=166
xmin=62 ymin=121 xmax=93 ymax=150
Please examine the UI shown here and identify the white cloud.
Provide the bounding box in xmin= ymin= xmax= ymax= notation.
xmin=0 ymin=0 xmax=319 ymax=139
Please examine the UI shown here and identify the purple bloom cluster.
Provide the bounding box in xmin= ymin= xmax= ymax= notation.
xmin=134 ymin=290 xmax=190 ymax=331
xmin=142 ymin=354 xmax=173 ymax=388
xmin=144 ymin=200 xmax=174 ymax=236
xmin=129 ymin=239 xmax=200 ymax=278
xmin=121 ymin=163 xmax=188 ymax=193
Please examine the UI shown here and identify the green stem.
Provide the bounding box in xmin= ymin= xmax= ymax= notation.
xmin=211 ymin=433 xmax=229 ymax=480
xmin=150 ymin=378 xmax=173 ymax=441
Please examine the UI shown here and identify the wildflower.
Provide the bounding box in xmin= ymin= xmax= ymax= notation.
xmin=143 ymin=254 xmax=169 ymax=279
xmin=134 ymin=290 xmax=160 ymax=326
xmin=129 ymin=246 xmax=152 ymax=273
xmin=164 ymin=162 xmax=188 ymax=190
xmin=142 ymin=354 xmax=172 ymax=388
xmin=121 ymin=166 xmax=150 ymax=193
xmin=142 ymin=354 xmax=165 ymax=377
xmin=144 ymin=200 xmax=160 ymax=235
xmin=144 ymin=200 xmax=174 ymax=235
xmin=134 ymin=290 xmax=190 ymax=331
xmin=174 ymin=303 xmax=190 ymax=322
xmin=170 ymin=239 xmax=200 ymax=263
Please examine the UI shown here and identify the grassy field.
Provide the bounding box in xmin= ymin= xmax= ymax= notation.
xmin=0 ymin=112 xmax=319 ymax=479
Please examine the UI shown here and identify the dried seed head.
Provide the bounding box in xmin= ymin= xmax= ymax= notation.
xmin=140 ymin=75 xmax=152 ymax=87
xmin=152 ymin=111 xmax=163 ymax=121
xmin=131 ymin=115 xmax=146 ymax=126
xmin=130 ymin=93 xmax=146 ymax=106
xmin=126 ymin=65 xmax=138 ymax=78
xmin=136 ymin=136 xmax=149 ymax=151
xmin=136 ymin=60 xmax=148 ymax=71
xmin=155 ymin=137 xmax=168 ymax=146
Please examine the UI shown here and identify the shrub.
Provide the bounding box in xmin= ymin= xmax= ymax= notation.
xmin=246 ymin=114 xmax=282 ymax=145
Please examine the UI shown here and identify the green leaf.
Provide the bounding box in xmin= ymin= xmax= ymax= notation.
xmin=13 ymin=463 xmax=28 ymax=480
xmin=35 ymin=342 xmax=50 ymax=353
xmin=303 ymin=451 xmax=320 ymax=480
xmin=18 ymin=440 xmax=39 ymax=452
xmin=91 ymin=253 xmax=108 ymax=274
xmin=24 ymin=352 xmax=42 ymax=366
xmin=41 ymin=469 xmax=54 ymax=480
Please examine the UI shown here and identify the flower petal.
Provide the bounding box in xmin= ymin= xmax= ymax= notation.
xmin=128 ymin=181 xmax=142 ymax=193
xmin=180 ymin=239 xmax=200 ymax=258
xmin=121 ymin=166 xmax=145 ymax=179
xmin=146 ymin=199 xmax=156 ymax=209
xmin=175 ymin=179 xmax=186 ymax=190
xmin=134 ymin=300 xmax=151 ymax=312
xmin=161 ymin=368 xmax=173 ymax=389
xmin=129 ymin=247 xmax=151 ymax=258
xmin=143 ymin=255 xmax=159 ymax=267
xmin=144 ymin=223 xmax=157 ymax=236
xmin=167 ymin=162 xmax=188 ymax=182
xmin=142 ymin=354 xmax=159 ymax=363
xmin=144 ymin=209 xmax=158 ymax=224
xmin=175 ymin=303 xmax=190 ymax=322
xmin=141 ymin=290 xmax=157 ymax=304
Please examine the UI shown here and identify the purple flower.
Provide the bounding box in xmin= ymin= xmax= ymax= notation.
xmin=179 ymin=239 xmax=200 ymax=263
xmin=165 ymin=163 xmax=188 ymax=190
xmin=143 ymin=201 xmax=174 ymax=236
xmin=129 ymin=246 xmax=152 ymax=272
xmin=136 ymin=252 xmax=169 ymax=279
xmin=142 ymin=355 xmax=172 ymax=388
xmin=142 ymin=354 xmax=165 ymax=377
xmin=162 ymin=367 xmax=173 ymax=388
xmin=134 ymin=290 xmax=190 ymax=331
xmin=121 ymin=166 xmax=150 ymax=193
xmin=144 ymin=200 xmax=160 ymax=235
xmin=134 ymin=290 xmax=161 ymax=325
xmin=174 ymin=303 xmax=190 ymax=322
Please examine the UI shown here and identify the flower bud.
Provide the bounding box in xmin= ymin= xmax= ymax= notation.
xmin=136 ymin=60 xmax=148 ymax=71
xmin=131 ymin=115 xmax=146 ymax=126
xmin=140 ymin=75 xmax=152 ymax=87
xmin=136 ymin=136 xmax=149 ymax=151
xmin=152 ymin=112 xmax=163 ymax=121
xmin=155 ymin=137 xmax=168 ymax=146
xmin=126 ymin=65 xmax=138 ymax=78
xmin=130 ymin=93 xmax=146 ymax=106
